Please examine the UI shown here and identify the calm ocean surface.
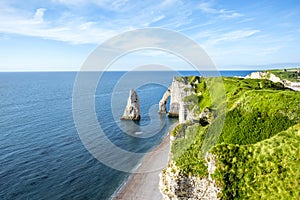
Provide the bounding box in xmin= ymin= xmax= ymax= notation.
xmin=0 ymin=70 xmax=253 ymax=200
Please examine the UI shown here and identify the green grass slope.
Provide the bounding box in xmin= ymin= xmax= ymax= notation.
xmin=170 ymin=76 xmax=300 ymax=199
xmin=211 ymin=124 xmax=300 ymax=199
xmin=220 ymin=78 xmax=299 ymax=144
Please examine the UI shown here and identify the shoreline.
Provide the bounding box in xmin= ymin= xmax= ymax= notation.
xmin=111 ymin=122 xmax=178 ymax=200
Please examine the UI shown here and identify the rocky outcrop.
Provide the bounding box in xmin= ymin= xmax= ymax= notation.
xmin=288 ymin=82 xmax=300 ymax=91
xmin=159 ymin=88 xmax=171 ymax=113
xmin=245 ymin=71 xmax=281 ymax=83
xmin=159 ymin=77 xmax=195 ymax=123
xmin=245 ymin=71 xmax=300 ymax=91
xmin=159 ymin=160 xmax=220 ymax=200
xmin=121 ymin=89 xmax=140 ymax=121
xmin=205 ymin=152 xmax=217 ymax=181
xmin=199 ymin=108 xmax=215 ymax=126
xmin=169 ymin=78 xmax=193 ymax=119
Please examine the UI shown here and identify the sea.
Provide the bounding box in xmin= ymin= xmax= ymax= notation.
xmin=0 ymin=70 xmax=253 ymax=200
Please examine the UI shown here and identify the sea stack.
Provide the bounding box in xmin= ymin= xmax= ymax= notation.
xmin=121 ymin=89 xmax=141 ymax=121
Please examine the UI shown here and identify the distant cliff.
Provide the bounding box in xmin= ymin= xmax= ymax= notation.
xmin=245 ymin=71 xmax=281 ymax=82
xmin=245 ymin=70 xmax=300 ymax=91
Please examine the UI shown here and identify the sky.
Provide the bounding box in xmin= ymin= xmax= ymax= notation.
xmin=0 ymin=0 xmax=300 ymax=71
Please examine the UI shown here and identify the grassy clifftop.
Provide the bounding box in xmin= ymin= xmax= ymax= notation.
xmin=170 ymin=76 xmax=300 ymax=199
xmin=267 ymin=69 xmax=300 ymax=82
xmin=219 ymin=78 xmax=299 ymax=145
xmin=212 ymin=124 xmax=300 ymax=199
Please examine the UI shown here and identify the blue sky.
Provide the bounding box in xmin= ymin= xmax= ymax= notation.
xmin=0 ymin=0 xmax=300 ymax=71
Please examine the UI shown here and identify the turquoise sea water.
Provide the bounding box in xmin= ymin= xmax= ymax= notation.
xmin=0 ymin=71 xmax=253 ymax=199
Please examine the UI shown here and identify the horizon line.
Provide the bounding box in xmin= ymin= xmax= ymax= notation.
xmin=0 ymin=69 xmax=261 ymax=73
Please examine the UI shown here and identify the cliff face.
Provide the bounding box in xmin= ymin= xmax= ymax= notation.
xmin=159 ymin=156 xmax=220 ymax=200
xmin=159 ymin=77 xmax=221 ymax=199
xmin=121 ymin=89 xmax=140 ymax=121
xmin=245 ymin=71 xmax=282 ymax=83
xmin=159 ymin=77 xmax=195 ymax=123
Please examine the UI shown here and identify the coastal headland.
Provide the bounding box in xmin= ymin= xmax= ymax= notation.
xmin=114 ymin=69 xmax=299 ymax=200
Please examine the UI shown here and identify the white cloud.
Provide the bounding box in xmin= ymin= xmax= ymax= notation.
xmin=177 ymin=21 xmax=213 ymax=32
xmin=143 ymin=15 xmax=166 ymax=27
xmin=0 ymin=0 xmax=299 ymax=71
xmin=53 ymin=0 xmax=129 ymax=11
xmin=54 ymin=0 xmax=100 ymax=6
xmin=237 ymin=17 xmax=255 ymax=23
xmin=197 ymin=1 xmax=243 ymax=19
xmin=0 ymin=0 xmax=197 ymax=44
xmin=208 ymin=29 xmax=260 ymax=44
xmin=159 ymin=0 xmax=178 ymax=7
xmin=34 ymin=8 xmax=46 ymax=22
xmin=152 ymin=15 xmax=165 ymax=24
xmin=104 ymin=31 xmax=165 ymax=51
xmin=198 ymin=2 xmax=218 ymax=14
xmin=0 ymin=6 xmax=118 ymax=44
xmin=219 ymin=11 xmax=243 ymax=19
xmin=111 ymin=0 xmax=128 ymax=9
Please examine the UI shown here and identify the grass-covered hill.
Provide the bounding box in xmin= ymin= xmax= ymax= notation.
xmin=170 ymin=77 xmax=300 ymax=199
xmin=267 ymin=68 xmax=300 ymax=82
xmin=211 ymin=124 xmax=300 ymax=199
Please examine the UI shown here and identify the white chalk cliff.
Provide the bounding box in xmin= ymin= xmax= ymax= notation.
xmin=121 ymin=89 xmax=140 ymax=121
xmin=245 ymin=71 xmax=282 ymax=83
xmin=245 ymin=71 xmax=300 ymax=91
xmin=158 ymin=88 xmax=171 ymax=113
xmin=159 ymin=158 xmax=220 ymax=200
xmin=159 ymin=76 xmax=221 ymax=200
xmin=159 ymin=77 xmax=195 ymax=123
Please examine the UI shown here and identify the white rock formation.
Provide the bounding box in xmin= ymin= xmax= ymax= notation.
xmin=158 ymin=77 xmax=195 ymax=123
xmin=121 ymin=89 xmax=140 ymax=121
xmin=159 ymin=88 xmax=171 ymax=113
xmin=245 ymin=71 xmax=282 ymax=83
xmin=288 ymin=82 xmax=300 ymax=91
xmin=245 ymin=71 xmax=300 ymax=91
xmin=169 ymin=78 xmax=189 ymax=117
xmin=205 ymin=152 xmax=217 ymax=181
xmin=159 ymin=161 xmax=220 ymax=200
xmin=269 ymin=73 xmax=282 ymax=83
xmin=245 ymin=71 xmax=268 ymax=79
